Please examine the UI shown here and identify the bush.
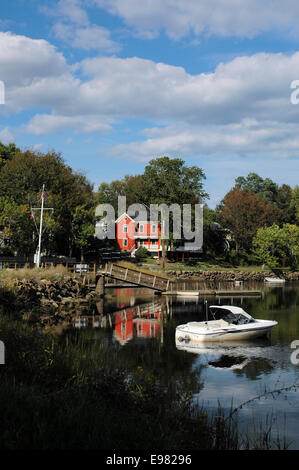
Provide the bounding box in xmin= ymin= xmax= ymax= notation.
xmin=134 ymin=246 xmax=149 ymax=262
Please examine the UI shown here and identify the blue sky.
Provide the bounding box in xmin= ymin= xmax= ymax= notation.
xmin=0 ymin=0 xmax=299 ymax=207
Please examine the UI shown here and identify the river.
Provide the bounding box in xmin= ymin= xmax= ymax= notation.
xmin=65 ymin=279 xmax=299 ymax=449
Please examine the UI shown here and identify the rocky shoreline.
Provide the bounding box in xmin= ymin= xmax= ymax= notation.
xmin=166 ymin=270 xmax=299 ymax=282
xmin=0 ymin=277 xmax=99 ymax=327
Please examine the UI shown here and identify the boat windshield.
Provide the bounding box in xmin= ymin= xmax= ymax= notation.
xmin=209 ymin=307 xmax=254 ymax=325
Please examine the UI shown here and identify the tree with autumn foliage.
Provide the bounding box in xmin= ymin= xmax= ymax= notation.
xmin=217 ymin=187 xmax=274 ymax=251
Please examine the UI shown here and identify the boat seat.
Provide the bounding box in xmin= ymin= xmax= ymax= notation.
xmin=188 ymin=319 xmax=229 ymax=329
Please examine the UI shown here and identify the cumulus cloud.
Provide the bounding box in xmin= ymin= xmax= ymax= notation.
xmin=77 ymin=53 xmax=299 ymax=125
xmin=1 ymin=31 xmax=299 ymax=158
xmin=24 ymin=114 xmax=113 ymax=135
xmin=53 ymin=22 xmax=120 ymax=52
xmin=42 ymin=0 xmax=120 ymax=52
xmin=0 ymin=127 xmax=14 ymax=144
xmin=41 ymin=0 xmax=89 ymax=26
xmin=0 ymin=32 xmax=67 ymax=87
xmin=104 ymin=121 xmax=299 ymax=161
xmin=94 ymin=0 xmax=299 ymax=39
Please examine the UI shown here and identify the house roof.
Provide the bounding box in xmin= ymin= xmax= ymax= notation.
xmin=115 ymin=213 xmax=135 ymax=223
xmin=115 ymin=212 xmax=159 ymax=224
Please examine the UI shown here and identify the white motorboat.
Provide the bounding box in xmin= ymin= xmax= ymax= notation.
xmin=175 ymin=305 xmax=277 ymax=343
xmin=264 ymin=277 xmax=285 ymax=284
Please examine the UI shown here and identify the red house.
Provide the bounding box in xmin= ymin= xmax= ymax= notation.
xmin=116 ymin=213 xmax=162 ymax=258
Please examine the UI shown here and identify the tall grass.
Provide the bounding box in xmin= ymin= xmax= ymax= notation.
xmin=0 ymin=265 xmax=70 ymax=282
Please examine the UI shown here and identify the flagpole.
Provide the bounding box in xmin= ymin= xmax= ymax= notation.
xmin=36 ymin=184 xmax=45 ymax=268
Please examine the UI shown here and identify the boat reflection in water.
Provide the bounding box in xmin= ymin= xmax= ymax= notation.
xmin=175 ymin=337 xmax=278 ymax=372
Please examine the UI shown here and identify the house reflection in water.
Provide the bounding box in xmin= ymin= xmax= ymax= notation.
xmin=72 ymin=300 xmax=164 ymax=345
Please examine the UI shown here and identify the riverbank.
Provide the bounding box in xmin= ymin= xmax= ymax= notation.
xmin=166 ymin=270 xmax=299 ymax=281
xmin=0 ymin=276 xmax=98 ymax=327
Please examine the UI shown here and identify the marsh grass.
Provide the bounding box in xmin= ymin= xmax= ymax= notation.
xmin=0 ymin=265 xmax=70 ymax=282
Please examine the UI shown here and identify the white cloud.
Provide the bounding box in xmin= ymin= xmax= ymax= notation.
xmin=1 ymin=31 xmax=299 ymax=159
xmin=0 ymin=127 xmax=14 ymax=144
xmin=54 ymin=22 xmax=120 ymax=52
xmin=42 ymin=0 xmax=120 ymax=52
xmin=0 ymin=32 xmax=67 ymax=87
xmin=41 ymin=0 xmax=89 ymax=26
xmin=104 ymin=121 xmax=299 ymax=161
xmin=24 ymin=114 xmax=113 ymax=135
xmin=94 ymin=0 xmax=299 ymax=39
xmin=78 ymin=53 xmax=299 ymax=125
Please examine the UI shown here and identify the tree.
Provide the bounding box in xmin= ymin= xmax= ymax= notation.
xmin=134 ymin=246 xmax=149 ymax=262
xmin=290 ymin=186 xmax=299 ymax=222
xmin=0 ymin=197 xmax=34 ymax=256
xmin=0 ymin=142 xmax=20 ymax=170
xmin=202 ymin=206 xmax=229 ymax=257
xmin=235 ymin=173 xmax=296 ymax=224
xmin=235 ymin=172 xmax=278 ymax=204
xmin=218 ymin=187 xmax=273 ymax=251
xmin=97 ymin=174 xmax=146 ymax=212
xmin=253 ymin=224 xmax=299 ymax=269
xmin=0 ymin=150 xmax=95 ymax=256
xmin=252 ymin=225 xmax=285 ymax=269
xmin=70 ymin=205 xmax=97 ymax=261
xmin=142 ymin=157 xmax=208 ymax=206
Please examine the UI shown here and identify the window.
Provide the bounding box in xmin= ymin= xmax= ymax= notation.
xmin=123 ymin=239 xmax=128 ymax=247
xmin=123 ymin=225 xmax=128 ymax=233
xmin=139 ymin=224 xmax=144 ymax=233
xmin=152 ymin=224 xmax=156 ymax=233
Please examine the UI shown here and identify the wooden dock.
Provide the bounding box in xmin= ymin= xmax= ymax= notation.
xmin=102 ymin=263 xmax=172 ymax=292
xmin=162 ymin=289 xmax=262 ymax=297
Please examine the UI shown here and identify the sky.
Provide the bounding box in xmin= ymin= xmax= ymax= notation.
xmin=0 ymin=0 xmax=299 ymax=207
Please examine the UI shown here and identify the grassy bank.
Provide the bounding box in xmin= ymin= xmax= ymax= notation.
xmin=0 ymin=265 xmax=70 ymax=282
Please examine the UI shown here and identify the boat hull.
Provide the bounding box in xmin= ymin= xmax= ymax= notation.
xmin=175 ymin=320 xmax=277 ymax=343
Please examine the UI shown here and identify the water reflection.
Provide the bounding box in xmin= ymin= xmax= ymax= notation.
xmin=175 ymin=338 xmax=277 ymax=379
xmin=72 ymin=299 xmax=165 ymax=346
xmin=65 ymin=281 xmax=299 ymax=447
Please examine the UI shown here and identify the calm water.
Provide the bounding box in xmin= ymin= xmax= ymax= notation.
xmin=68 ymin=280 xmax=299 ymax=449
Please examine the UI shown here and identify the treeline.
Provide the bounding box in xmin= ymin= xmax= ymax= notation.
xmin=215 ymin=173 xmax=299 ymax=268
xmin=0 ymin=142 xmax=97 ymax=260
xmin=98 ymin=159 xmax=299 ymax=269
xmin=0 ymin=142 xmax=298 ymax=268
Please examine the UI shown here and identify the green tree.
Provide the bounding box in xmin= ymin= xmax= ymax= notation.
xmin=70 ymin=205 xmax=97 ymax=261
xmin=0 ymin=150 xmax=95 ymax=256
xmin=218 ymin=187 xmax=273 ymax=251
xmin=0 ymin=197 xmax=34 ymax=255
xmin=235 ymin=173 xmax=296 ymax=224
xmin=134 ymin=246 xmax=149 ymax=262
xmin=0 ymin=142 xmax=20 ymax=170
xmin=142 ymin=157 xmax=208 ymax=206
xmin=290 ymin=186 xmax=299 ymax=222
xmin=253 ymin=224 xmax=299 ymax=269
xmin=252 ymin=225 xmax=284 ymax=269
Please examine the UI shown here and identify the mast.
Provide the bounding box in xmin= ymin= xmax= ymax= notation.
xmin=36 ymin=184 xmax=45 ymax=268
xmin=162 ymin=219 xmax=165 ymax=269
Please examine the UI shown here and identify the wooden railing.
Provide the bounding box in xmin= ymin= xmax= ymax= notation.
xmin=104 ymin=263 xmax=171 ymax=291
